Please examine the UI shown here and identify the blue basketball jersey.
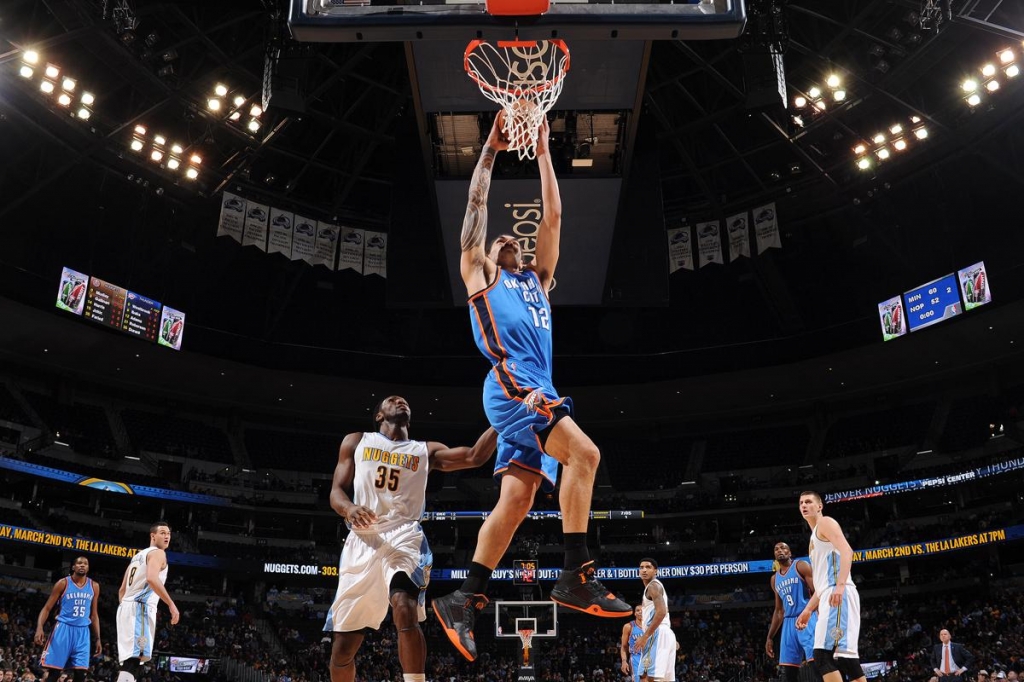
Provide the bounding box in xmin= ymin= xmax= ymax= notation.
xmin=469 ymin=269 xmax=552 ymax=376
xmin=774 ymin=560 xmax=810 ymax=618
xmin=629 ymin=621 xmax=643 ymax=651
xmin=56 ymin=577 xmax=94 ymax=626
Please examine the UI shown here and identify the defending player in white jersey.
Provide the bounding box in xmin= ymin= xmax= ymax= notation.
xmin=795 ymin=492 xmax=866 ymax=682
xmin=632 ymin=558 xmax=677 ymax=682
xmin=115 ymin=522 xmax=179 ymax=682
xmin=325 ymin=395 xmax=497 ymax=682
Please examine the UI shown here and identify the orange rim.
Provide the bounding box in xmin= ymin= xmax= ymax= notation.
xmin=464 ymin=39 xmax=571 ymax=97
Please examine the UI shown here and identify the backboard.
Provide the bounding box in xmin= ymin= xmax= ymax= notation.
xmin=289 ymin=0 xmax=747 ymax=43
xmin=494 ymin=601 xmax=558 ymax=640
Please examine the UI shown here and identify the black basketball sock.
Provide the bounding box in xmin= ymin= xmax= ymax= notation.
xmin=460 ymin=561 xmax=493 ymax=595
xmin=563 ymin=532 xmax=590 ymax=569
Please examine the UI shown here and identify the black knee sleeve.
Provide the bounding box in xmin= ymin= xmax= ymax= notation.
xmin=781 ymin=666 xmax=801 ymax=682
xmin=836 ymin=657 xmax=864 ymax=680
xmin=813 ymin=649 xmax=838 ymax=677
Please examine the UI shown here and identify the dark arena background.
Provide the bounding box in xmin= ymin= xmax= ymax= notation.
xmin=2 ymin=1 xmax=1024 ymax=682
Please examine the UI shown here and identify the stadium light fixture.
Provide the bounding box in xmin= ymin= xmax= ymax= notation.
xmin=130 ymin=139 xmax=144 ymax=151
xmin=76 ymin=108 xmax=90 ymax=120
xmin=876 ymin=147 xmax=890 ymax=160
xmin=872 ymin=133 xmax=885 ymax=144
xmin=81 ymin=92 xmax=95 ymax=105
xmin=45 ymin=64 xmax=59 ymax=79
xmin=190 ymin=154 xmax=202 ymax=165
xmin=967 ymin=93 xmax=982 ymax=106
xmin=23 ymin=50 xmax=39 ymax=64
xmin=833 ymin=89 xmax=847 ymax=102
xmin=247 ymin=119 xmax=261 ymax=133
xmin=233 ymin=95 xmax=245 ymax=107
xmin=214 ymin=83 xmax=228 ymax=97
xmin=185 ymin=167 xmax=199 ymax=180
xmin=961 ymin=79 xmax=978 ymax=92
xmin=1008 ymin=65 xmax=1021 ymax=78
xmin=229 ymin=111 xmax=241 ymax=121
xmin=889 ymin=124 xmax=903 ymax=135
xmin=57 ymin=93 xmax=72 ymax=107
xmin=913 ymin=127 xmax=928 ymax=140
xmin=857 ymin=158 xmax=871 ymax=170
xmin=986 ymin=80 xmax=1000 ymax=92
xmin=19 ymin=65 xmax=33 ymax=78
xmin=207 ymin=98 xmax=221 ymax=111
xmin=826 ymin=74 xmax=841 ymax=88
xmin=910 ymin=115 xmax=922 ymax=123
xmin=808 ymin=86 xmax=821 ymax=99
xmin=62 ymin=77 xmax=76 ymax=92
xmin=134 ymin=125 xmax=147 ymax=135
xmin=793 ymin=95 xmax=807 ymax=108
xmin=40 ymin=80 xmax=55 ymax=94
xmin=999 ymin=49 xmax=1014 ymax=64
xmin=167 ymin=158 xmax=180 ymax=170
xmin=250 ymin=104 xmax=263 ymax=117
xmin=981 ymin=63 xmax=996 ymax=77
xmin=814 ymin=100 xmax=827 ymax=111
xmin=154 ymin=135 xmax=166 ymax=146
xmin=893 ymin=138 xmax=907 ymax=151
xmin=853 ymin=143 xmax=867 ymax=155
xmin=171 ymin=144 xmax=183 ymax=154
xmin=151 ymin=150 xmax=163 ymax=162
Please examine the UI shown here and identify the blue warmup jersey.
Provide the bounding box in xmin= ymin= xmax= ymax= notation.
xmin=774 ymin=561 xmax=816 ymax=666
xmin=469 ymin=268 xmax=571 ymax=492
xmin=628 ymin=621 xmax=644 ymax=682
xmin=41 ymin=577 xmax=94 ymax=670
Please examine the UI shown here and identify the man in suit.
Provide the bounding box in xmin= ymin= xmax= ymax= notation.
xmin=932 ymin=629 xmax=974 ymax=682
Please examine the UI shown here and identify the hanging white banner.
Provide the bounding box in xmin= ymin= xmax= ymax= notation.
xmin=727 ymin=212 xmax=750 ymax=262
xmin=667 ymin=226 xmax=694 ymax=273
xmin=267 ymin=208 xmax=294 ymax=258
xmin=697 ymin=220 xmax=723 ymax=268
xmin=291 ymin=215 xmax=317 ymax=263
xmin=338 ymin=227 xmax=365 ymax=273
xmin=241 ymin=201 xmax=270 ymax=252
xmin=363 ymin=231 xmax=388 ymax=279
xmin=312 ymin=222 xmax=339 ymax=269
xmin=217 ymin=192 xmax=246 ymax=243
xmin=754 ymin=202 xmax=782 ymax=254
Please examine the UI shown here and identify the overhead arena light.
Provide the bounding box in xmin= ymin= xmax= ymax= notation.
xmin=981 ymin=63 xmax=996 ymax=77
xmin=826 ymin=74 xmax=841 ymax=88
xmin=151 ymin=150 xmax=164 ymax=162
xmin=814 ymin=100 xmax=827 ymax=111
xmin=1008 ymin=65 xmax=1021 ymax=78
xmin=247 ymin=119 xmax=261 ymax=133
xmin=19 ymin=65 xmax=33 ymax=78
xmin=229 ymin=111 xmax=241 ymax=121
xmin=793 ymin=95 xmax=807 ymax=108
xmin=45 ymin=64 xmax=59 ymax=79
xmin=167 ymin=157 xmax=180 ymax=170
xmin=185 ymin=167 xmax=199 ymax=180
xmin=62 ymin=77 xmax=76 ymax=92
xmin=1000 ymin=49 xmax=1015 ymax=64
xmin=81 ymin=92 xmax=95 ymax=105
xmin=76 ymin=108 xmax=91 ymax=120
xmin=40 ymin=80 xmax=55 ymax=94
xmin=872 ymin=133 xmax=886 ymax=144
xmin=966 ymin=93 xmax=982 ymax=106
xmin=190 ymin=154 xmax=202 ymax=165
xmin=233 ymin=95 xmax=245 ymax=107
xmin=250 ymin=105 xmax=263 ymax=117
xmin=207 ymin=98 xmax=221 ymax=111
xmin=913 ymin=127 xmax=928 ymax=139
xmin=171 ymin=144 xmax=183 ymax=154
xmin=856 ymin=157 xmax=872 ymax=170
xmin=57 ymin=93 xmax=72 ymax=107
xmin=808 ymin=86 xmax=821 ymax=99
xmin=893 ymin=138 xmax=908 ymax=151
xmin=23 ymin=50 xmax=39 ymax=64
xmin=154 ymin=134 xmax=166 ymax=146
xmin=987 ymin=80 xmax=1000 ymax=92
xmin=961 ymin=79 xmax=978 ymax=92
xmin=134 ymin=125 xmax=147 ymax=135
xmin=833 ymin=89 xmax=847 ymax=102
xmin=889 ymin=124 xmax=903 ymax=135
xmin=214 ymin=83 xmax=228 ymax=97
xmin=853 ymin=143 xmax=867 ymax=155
xmin=130 ymin=139 xmax=144 ymax=151
xmin=876 ymin=147 xmax=891 ymax=160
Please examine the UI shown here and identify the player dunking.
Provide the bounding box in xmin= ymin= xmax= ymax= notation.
xmin=115 ymin=522 xmax=179 ymax=682
xmin=632 ymin=558 xmax=677 ymax=682
xmin=795 ymin=492 xmax=866 ymax=682
xmin=433 ymin=114 xmax=629 ymax=662
xmin=766 ymin=542 xmax=816 ymax=682
xmin=35 ymin=556 xmax=101 ymax=682
xmin=325 ymin=396 xmax=497 ymax=682
xmin=620 ymin=605 xmax=644 ymax=682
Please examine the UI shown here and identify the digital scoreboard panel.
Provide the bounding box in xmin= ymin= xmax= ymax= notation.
xmin=902 ymin=273 xmax=962 ymax=333
xmin=56 ymin=267 xmax=184 ymax=350
xmin=957 ymin=261 xmax=991 ymax=311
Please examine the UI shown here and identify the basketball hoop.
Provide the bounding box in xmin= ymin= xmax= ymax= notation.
xmin=518 ymin=628 xmax=534 ymax=666
xmin=465 ymin=39 xmax=570 ymax=160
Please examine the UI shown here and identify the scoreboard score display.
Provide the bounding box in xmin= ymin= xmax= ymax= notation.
xmin=903 ymin=273 xmax=961 ymax=332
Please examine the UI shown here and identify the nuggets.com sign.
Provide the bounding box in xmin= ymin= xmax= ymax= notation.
xmin=0 ymin=523 xmax=139 ymax=558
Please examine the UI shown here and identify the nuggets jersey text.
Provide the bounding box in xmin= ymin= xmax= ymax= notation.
xmin=350 ymin=432 xmax=430 ymax=532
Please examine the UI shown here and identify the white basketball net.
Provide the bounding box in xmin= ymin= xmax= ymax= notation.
xmin=518 ymin=629 xmax=534 ymax=650
xmin=465 ymin=39 xmax=570 ymax=160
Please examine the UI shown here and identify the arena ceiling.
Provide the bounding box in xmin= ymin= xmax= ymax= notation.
xmin=1 ymin=0 xmax=1024 ymax=388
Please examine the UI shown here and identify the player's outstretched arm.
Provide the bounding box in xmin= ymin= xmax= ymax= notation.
xmin=145 ymin=550 xmax=179 ymax=625
xmin=428 ymin=427 xmax=498 ymax=472
xmin=460 ymin=117 xmax=506 ymax=294
xmin=34 ymin=578 xmax=66 ymax=645
xmin=91 ymin=581 xmax=102 ymax=654
xmin=330 ymin=432 xmax=378 ymax=529
xmin=533 ymin=116 xmax=562 ymax=292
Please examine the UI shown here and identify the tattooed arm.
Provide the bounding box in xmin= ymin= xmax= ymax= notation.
xmin=460 ymin=116 xmax=507 ymax=295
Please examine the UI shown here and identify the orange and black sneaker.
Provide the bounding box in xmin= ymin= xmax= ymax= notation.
xmin=432 ymin=590 xmax=489 ymax=662
xmin=549 ymin=561 xmax=631 ymax=617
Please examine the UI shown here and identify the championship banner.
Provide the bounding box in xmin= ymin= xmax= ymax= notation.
xmin=667 ymin=226 xmax=694 ymax=273
xmin=312 ymin=221 xmax=339 ymax=269
xmin=291 ymin=214 xmax=317 ymax=263
xmin=754 ymin=202 xmax=782 ymax=254
xmin=727 ymin=212 xmax=750 ymax=261
xmin=827 ymin=454 xmax=1024 ymax=504
xmin=267 ymin=208 xmax=294 ymax=257
xmin=337 ymin=227 xmax=365 ymax=273
xmin=242 ymin=201 xmax=270 ymax=251
xmin=697 ymin=220 xmax=723 ymax=268
xmin=363 ymin=230 xmax=388 ymax=278
xmin=216 ymin=192 xmax=246 ymax=243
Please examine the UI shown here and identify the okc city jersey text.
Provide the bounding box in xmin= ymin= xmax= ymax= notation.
xmin=57 ymin=578 xmax=94 ymax=625
xmin=774 ymin=560 xmax=811 ymax=618
xmin=470 ymin=269 xmax=553 ymax=376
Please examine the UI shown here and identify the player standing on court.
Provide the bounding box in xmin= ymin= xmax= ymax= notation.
xmin=35 ymin=556 xmax=101 ymax=682
xmin=632 ymin=558 xmax=677 ymax=682
xmin=433 ymin=114 xmax=630 ymax=662
xmin=325 ymin=396 xmax=497 ymax=682
xmin=766 ymin=542 xmax=816 ymax=682
xmin=115 ymin=522 xmax=179 ymax=682
xmin=795 ymin=492 xmax=866 ymax=682
xmin=620 ymin=605 xmax=644 ymax=682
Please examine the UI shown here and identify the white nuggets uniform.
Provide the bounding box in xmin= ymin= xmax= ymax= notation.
xmin=638 ymin=578 xmax=677 ymax=681
xmin=809 ymin=524 xmax=860 ymax=658
xmin=116 ymin=546 xmax=167 ymax=663
xmin=324 ymin=432 xmax=433 ymax=633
